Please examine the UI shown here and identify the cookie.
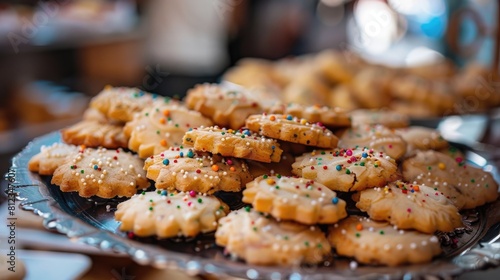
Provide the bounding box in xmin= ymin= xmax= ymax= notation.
xmin=51 ymin=147 xmax=150 ymax=198
xmin=89 ymin=86 xmax=156 ymax=122
xmin=61 ymin=120 xmax=129 ymax=149
xmin=183 ymin=126 xmax=283 ymax=163
xmin=268 ymin=103 xmax=351 ymax=128
xmin=395 ymin=126 xmax=448 ymax=153
xmin=243 ymin=175 xmax=347 ymax=224
xmin=292 ymin=147 xmax=400 ymax=192
xmin=124 ymin=103 xmax=213 ymax=158
xmin=402 ymin=150 xmax=499 ymax=209
xmin=28 ymin=143 xmax=79 ymax=175
xmin=185 ymin=83 xmax=262 ymax=129
xmin=355 ymin=181 xmax=463 ymax=233
xmin=245 ymin=114 xmax=339 ymax=149
xmin=350 ymin=109 xmax=409 ymax=128
xmin=338 ymin=124 xmax=407 ymax=160
xmin=350 ymin=67 xmax=393 ymax=109
xmin=215 ymin=208 xmax=331 ymax=265
xmin=144 ymin=147 xmax=252 ymax=194
xmin=327 ymin=216 xmax=442 ymax=266
xmin=115 ymin=190 xmax=229 ymax=238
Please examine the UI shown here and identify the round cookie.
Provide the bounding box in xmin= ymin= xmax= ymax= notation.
xmin=268 ymin=102 xmax=351 ymax=128
xmin=243 ymin=175 xmax=347 ymax=225
xmin=89 ymin=86 xmax=156 ymax=122
xmin=292 ymin=147 xmax=400 ymax=192
xmin=245 ymin=114 xmax=339 ymax=149
xmin=338 ymin=124 xmax=407 ymax=160
xmin=51 ymin=147 xmax=150 ymax=198
xmin=402 ymin=150 xmax=499 ymax=209
xmin=355 ymin=181 xmax=463 ymax=233
xmin=349 ymin=109 xmax=409 ymax=128
xmin=185 ymin=83 xmax=262 ymax=129
xmin=395 ymin=126 xmax=448 ymax=154
xmin=61 ymin=120 xmax=129 ymax=149
xmin=144 ymin=147 xmax=252 ymax=194
xmin=115 ymin=191 xmax=229 ymax=238
xmin=327 ymin=216 xmax=442 ymax=266
xmin=215 ymin=208 xmax=331 ymax=265
xmin=28 ymin=142 xmax=79 ymax=175
xmin=124 ymin=103 xmax=213 ymax=158
xmin=183 ymin=126 xmax=283 ymax=163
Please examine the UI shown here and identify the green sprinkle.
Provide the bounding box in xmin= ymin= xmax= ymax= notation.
xmin=80 ymin=170 xmax=84 ymax=174
xmin=471 ymin=179 xmax=475 ymax=183
xmin=244 ymin=206 xmax=251 ymax=212
xmin=360 ymin=162 xmax=365 ymax=166
xmin=275 ymin=185 xmax=280 ymax=189
xmin=304 ymin=241 xmax=309 ymax=247
xmin=177 ymin=205 xmax=180 ymax=209
xmin=149 ymin=199 xmax=153 ymax=203
xmin=346 ymin=169 xmax=351 ymax=174
xmin=253 ymin=227 xmax=258 ymax=232
xmin=198 ymin=198 xmax=203 ymax=203
xmin=145 ymin=113 xmax=149 ymax=116
xmin=141 ymin=191 xmax=146 ymax=195
xmin=156 ymin=130 xmax=160 ymax=135
xmin=379 ymin=230 xmax=384 ymax=235
xmin=427 ymin=166 xmax=432 ymax=170
xmin=284 ymin=236 xmax=289 ymax=240
xmin=149 ymin=207 xmax=153 ymax=211
xmin=355 ymin=233 xmax=361 ymax=238
xmin=276 ymin=174 xmax=281 ymax=179
xmin=263 ymin=175 xmax=268 ymax=179
xmin=157 ymin=190 xmax=161 ymax=194
xmin=317 ymin=243 xmax=323 ymax=248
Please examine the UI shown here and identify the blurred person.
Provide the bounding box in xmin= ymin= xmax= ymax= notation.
xmin=143 ymin=0 xmax=242 ymax=97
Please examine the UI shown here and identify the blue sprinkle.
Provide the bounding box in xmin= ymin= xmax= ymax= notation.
xmin=362 ymin=152 xmax=368 ymax=158
xmin=161 ymin=190 xmax=168 ymax=196
xmin=187 ymin=149 xmax=195 ymax=158
xmin=152 ymin=94 xmax=158 ymax=99
xmin=271 ymin=146 xmax=275 ymax=150
xmin=179 ymin=152 xmax=184 ymax=157
xmin=93 ymin=165 xmax=98 ymax=170
xmin=335 ymin=165 xmax=342 ymax=171
xmin=286 ymin=115 xmax=293 ymax=120
xmin=163 ymin=159 xmax=170 ymax=165
xmin=332 ymin=197 xmax=339 ymax=204
xmin=243 ymin=130 xmax=252 ymax=136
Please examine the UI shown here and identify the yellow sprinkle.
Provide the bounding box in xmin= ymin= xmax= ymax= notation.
xmin=300 ymin=119 xmax=307 ymax=125
xmin=266 ymin=178 xmax=276 ymax=185
xmin=438 ymin=163 xmax=446 ymax=170
xmin=269 ymin=115 xmax=276 ymax=121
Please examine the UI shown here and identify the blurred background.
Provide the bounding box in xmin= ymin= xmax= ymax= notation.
xmin=0 ymin=0 xmax=499 ymax=177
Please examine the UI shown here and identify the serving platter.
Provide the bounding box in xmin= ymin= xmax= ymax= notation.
xmin=6 ymin=131 xmax=500 ymax=279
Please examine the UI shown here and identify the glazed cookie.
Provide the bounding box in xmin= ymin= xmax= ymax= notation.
xmin=144 ymin=147 xmax=252 ymax=194
xmin=355 ymin=181 xmax=462 ymax=233
xmin=395 ymin=126 xmax=448 ymax=153
xmin=61 ymin=120 xmax=129 ymax=149
xmin=185 ymin=83 xmax=262 ymax=129
xmin=28 ymin=143 xmax=79 ymax=175
xmin=89 ymin=86 xmax=156 ymax=122
xmin=51 ymin=147 xmax=150 ymax=198
xmin=115 ymin=191 xmax=229 ymax=238
xmin=268 ymin=103 xmax=351 ymax=128
xmin=243 ymin=175 xmax=347 ymax=224
xmin=350 ymin=109 xmax=409 ymax=128
xmin=183 ymin=126 xmax=283 ymax=163
xmin=215 ymin=208 xmax=331 ymax=265
xmin=245 ymin=114 xmax=339 ymax=149
xmin=338 ymin=124 xmax=407 ymax=160
xmin=124 ymin=103 xmax=213 ymax=158
xmin=402 ymin=150 xmax=499 ymax=209
xmin=292 ymin=147 xmax=400 ymax=192
xmin=327 ymin=216 xmax=442 ymax=266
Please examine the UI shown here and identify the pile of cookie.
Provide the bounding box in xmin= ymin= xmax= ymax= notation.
xmin=223 ymin=49 xmax=500 ymax=118
xmin=28 ymin=84 xmax=499 ymax=267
